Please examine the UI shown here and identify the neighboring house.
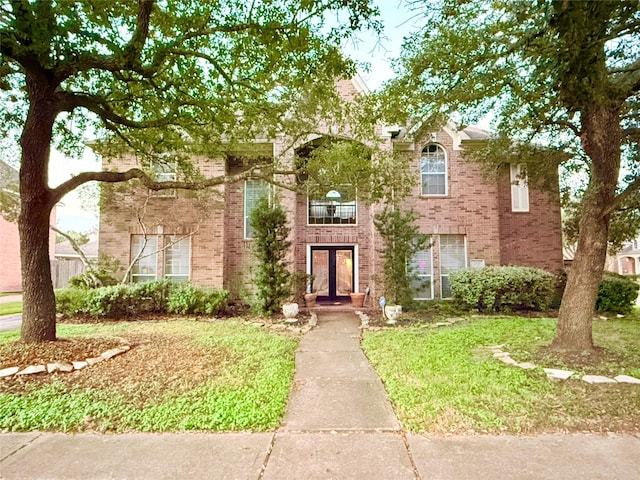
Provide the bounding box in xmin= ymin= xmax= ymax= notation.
xmin=52 ymin=234 xmax=99 ymax=288
xmin=0 ymin=160 xmax=56 ymax=292
xmin=99 ymin=78 xmax=564 ymax=302
xmin=55 ymin=234 xmax=99 ymax=261
xmin=609 ymin=238 xmax=640 ymax=276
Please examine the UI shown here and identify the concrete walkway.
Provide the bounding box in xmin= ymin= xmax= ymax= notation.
xmin=1 ymin=311 xmax=640 ymax=479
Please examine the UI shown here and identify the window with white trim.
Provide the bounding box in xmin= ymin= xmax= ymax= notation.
xmin=164 ymin=236 xmax=191 ymax=282
xmin=150 ymin=162 xmax=177 ymax=198
xmin=510 ymin=163 xmax=529 ymax=212
xmin=308 ymin=187 xmax=357 ymax=225
xmin=440 ymin=234 xmax=467 ymax=298
xmin=421 ymin=144 xmax=447 ymax=196
xmin=244 ymin=179 xmax=270 ymax=239
xmin=130 ymin=235 xmax=158 ymax=282
xmin=410 ymin=245 xmax=433 ymax=300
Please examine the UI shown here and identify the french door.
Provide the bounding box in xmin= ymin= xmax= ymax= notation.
xmin=310 ymin=247 xmax=354 ymax=301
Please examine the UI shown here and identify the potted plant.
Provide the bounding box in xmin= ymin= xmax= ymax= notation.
xmin=373 ymin=207 xmax=429 ymax=324
xmin=349 ymin=287 xmax=366 ymax=308
xmin=304 ymin=274 xmax=317 ymax=307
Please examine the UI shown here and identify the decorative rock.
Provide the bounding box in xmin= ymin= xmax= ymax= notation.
xmin=498 ymin=356 xmax=519 ymax=366
xmin=47 ymin=362 xmax=74 ymax=373
xmin=517 ymin=362 xmax=537 ymax=370
xmin=309 ymin=312 xmax=318 ymax=327
xmin=101 ymin=346 xmax=129 ymax=360
xmin=72 ymin=361 xmax=89 ymax=370
xmin=85 ymin=356 xmax=104 ymax=366
xmin=16 ymin=365 xmax=46 ymax=375
xmin=0 ymin=366 xmax=19 ymax=377
xmin=614 ymin=375 xmax=640 ymax=384
xmin=544 ymin=368 xmax=574 ymax=380
xmin=493 ymin=352 xmax=511 ymax=358
xmin=582 ymin=375 xmax=617 ymax=384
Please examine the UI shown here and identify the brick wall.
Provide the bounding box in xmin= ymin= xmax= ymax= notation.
xmin=99 ymin=154 xmax=226 ymax=287
xmin=98 ymin=78 xmax=563 ymax=300
xmin=0 ymin=207 xmax=57 ymax=292
xmin=497 ymin=167 xmax=564 ymax=272
xmin=0 ymin=217 xmax=21 ymax=292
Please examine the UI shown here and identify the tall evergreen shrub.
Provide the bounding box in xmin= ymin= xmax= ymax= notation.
xmin=250 ymin=196 xmax=291 ymax=315
xmin=373 ymin=207 xmax=429 ymax=305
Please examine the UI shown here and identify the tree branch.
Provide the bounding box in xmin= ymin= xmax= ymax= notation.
xmin=55 ymin=90 xmax=187 ymax=129
xmin=604 ymin=175 xmax=640 ymax=217
xmin=624 ymin=126 xmax=640 ymax=141
xmin=49 ymin=162 xmax=301 ymax=206
xmin=49 ymin=225 xmax=91 ymax=267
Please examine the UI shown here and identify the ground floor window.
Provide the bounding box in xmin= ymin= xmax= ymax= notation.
xmin=410 ymin=245 xmax=433 ymax=300
xmin=410 ymin=234 xmax=467 ymax=300
xmin=439 ymin=234 xmax=467 ymax=298
xmin=130 ymin=235 xmax=158 ymax=282
xmin=164 ymin=236 xmax=191 ymax=282
xmin=130 ymin=234 xmax=191 ymax=282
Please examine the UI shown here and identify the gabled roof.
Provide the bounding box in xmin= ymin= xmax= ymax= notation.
xmin=0 ymin=160 xmax=18 ymax=189
xmin=55 ymin=235 xmax=99 ymax=259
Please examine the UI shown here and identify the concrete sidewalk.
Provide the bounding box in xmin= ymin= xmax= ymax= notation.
xmin=1 ymin=311 xmax=639 ymax=479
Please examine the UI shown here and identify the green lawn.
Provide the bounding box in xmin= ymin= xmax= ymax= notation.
xmin=362 ymin=312 xmax=640 ymax=434
xmin=0 ymin=320 xmax=298 ymax=432
xmin=0 ymin=302 xmax=22 ymax=315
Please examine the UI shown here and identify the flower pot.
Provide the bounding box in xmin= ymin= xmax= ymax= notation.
xmin=350 ymin=292 xmax=366 ymax=308
xmin=384 ymin=305 xmax=402 ymax=324
xmin=282 ymin=302 xmax=299 ymax=322
xmin=304 ymin=292 xmax=317 ymax=307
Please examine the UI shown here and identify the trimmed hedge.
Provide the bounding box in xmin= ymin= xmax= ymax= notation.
xmin=167 ymin=283 xmax=229 ymax=315
xmin=596 ymin=274 xmax=639 ymax=314
xmin=450 ymin=266 xmax=555 ymax=312
xmin=55 ymin=281 xmax=228 ymax=318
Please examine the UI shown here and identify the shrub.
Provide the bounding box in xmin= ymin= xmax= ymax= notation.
xmin=373 ymin=207 xmax=430 ymax=305
xmin=596 ymin=274 xmax=639 ymax=314
xmin=55 ymin=288 xmax=90 ymax=317
xmin=167 ymin=283 xmax=229 ymax=315
xmin=250 ymin=196 xmax=291 ymax=315
xmin=83 ymin=280 xmax=172 ymax=318
xmin=450 ymin=266 xmax=555 ymax=312
xmin=68 ymin=254 xmax=122 ymax=289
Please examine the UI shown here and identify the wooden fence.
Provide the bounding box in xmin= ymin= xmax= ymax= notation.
xmin=50 ymin=258 xmax=86 ymax=289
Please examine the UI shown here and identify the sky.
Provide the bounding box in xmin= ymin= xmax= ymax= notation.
xmin=50 ymin=1 xmax=422 ymax=233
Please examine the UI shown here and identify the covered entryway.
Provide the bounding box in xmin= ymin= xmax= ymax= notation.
xmin=310 ymin=246 xmax=354 ymax=301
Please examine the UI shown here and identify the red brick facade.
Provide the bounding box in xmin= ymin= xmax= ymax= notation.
xmin=99 ymin=78 xmax=563 ymax=301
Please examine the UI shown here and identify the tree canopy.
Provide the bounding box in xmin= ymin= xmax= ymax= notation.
xmin=0 ymin=0 xmax=380 ymax=342
xmin=383 ymin=0 xmax=640 ymax=352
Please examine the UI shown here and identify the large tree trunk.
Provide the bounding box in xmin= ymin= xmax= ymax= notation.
xmin=19 ymin=78 xmax=58 ymax=343
xmin=553 ymin=106 xmax=621 ymax=352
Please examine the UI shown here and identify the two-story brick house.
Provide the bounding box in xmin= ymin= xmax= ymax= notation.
xmin=99 ymin=77 xmax=563 ymax=303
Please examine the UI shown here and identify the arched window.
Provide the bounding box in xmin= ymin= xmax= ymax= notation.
xmin=421 ymin=144 xmax=447 ymax=196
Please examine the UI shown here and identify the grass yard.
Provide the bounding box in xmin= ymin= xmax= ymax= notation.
xmin=0 ymin=320 xmax=298 ymax=433
xmin=0 ymin=302 xmax=22 ymax=316
xmin=362 ymin=311 xmax=640 ymax=435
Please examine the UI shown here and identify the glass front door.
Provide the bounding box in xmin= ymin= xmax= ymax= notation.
xmin=311 ymin=247 xmax=353 ymax=300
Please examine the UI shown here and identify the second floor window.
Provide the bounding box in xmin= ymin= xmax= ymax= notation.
xmin=421 ymin=143 xmax=447 ymax=196
xmin=308 ymin=188 xmax=357 ymax=225
xmin=244 ymin=179 xmax=270 ymax=239
xmin=510 ymin=164 xmax=530 ymax=212
xmin=150 ymin=162 xmax=177 ymax=198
